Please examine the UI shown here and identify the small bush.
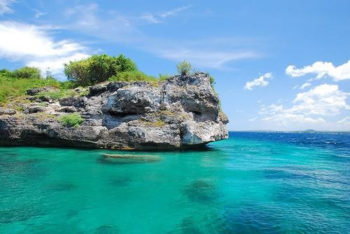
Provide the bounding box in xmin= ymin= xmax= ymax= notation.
xmin=59 ymin=113 xmax=84 ymax=127
xmin=177 ymin=61 xmax=191 ymax=76
xmin=64 ymin=54 xmax=137 ymax=86
xmin=209 ymin=75 xmax=215 ymax=85
xmin=109 ymin=71 xmax=157 ymax=82
xmin=12 ymin=67 xmax=41 ymax=79
xmin=0 ymin=69 xmax=12 ymax=77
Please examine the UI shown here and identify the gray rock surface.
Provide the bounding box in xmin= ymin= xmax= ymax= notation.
xmin=0 ymin=73 xmax=228 ymax=150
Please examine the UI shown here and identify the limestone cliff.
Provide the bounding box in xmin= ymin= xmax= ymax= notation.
xmin=0 ymin=73 xmax=228 ymax=150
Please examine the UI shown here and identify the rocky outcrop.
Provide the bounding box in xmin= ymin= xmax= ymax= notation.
xmin=0 ymin=73 xmax=228 ymax=150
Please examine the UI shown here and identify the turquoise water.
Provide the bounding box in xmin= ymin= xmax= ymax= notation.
xmin=0 ymin=132 xmax=350 ymax=233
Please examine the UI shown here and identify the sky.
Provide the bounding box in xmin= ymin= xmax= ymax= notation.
xmin=0 ymin=0 xmax=350 ymax=131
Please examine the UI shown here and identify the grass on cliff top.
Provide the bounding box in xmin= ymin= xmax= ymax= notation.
xmin=0 ymin=75 xmax=62 ymax=105
xmin=109 ymin=71 xmax=158 ymax=82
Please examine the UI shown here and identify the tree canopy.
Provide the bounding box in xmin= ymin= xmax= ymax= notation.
xmin=64 ymin=54 xmax=137 ymax=86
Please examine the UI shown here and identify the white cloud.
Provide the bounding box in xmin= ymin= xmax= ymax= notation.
xmin=338 ymin=117 xmax=350 ymax=125
xmin=259 ymin=84 xmax=350 ymax=130
xmin=62 ymin=3 xmax=139 ymax=44
xmin=140 ymin=13 xmax=161 ymax=24
xmin=0 ymin=0 xmax=14 ymax=15
xmin=292 ymin=84 xmax=349 ymax=115
xmin=244 ymin=73 xmax=272 ymax=90
xmin=160 ymin=5 xmax=191 ymax=18
xmin=286 ymin=60 xmax=350 ymax=81
xmin=60 ymin=3 xmax=260 ymax=69
xmin=34 ymin=10 xmax=47 ymax=19
xmin=0 ymin=21 xmax=89 ymax=76
xmin=156 ymin=49 xmax=258 ymax=69
xmin=27 ymin=53 xmax=89 ymax=78
xmin=300 ymin=82 xmax=311 ymax=90
xmin=141 ymin=5 xmax=191 ymax=24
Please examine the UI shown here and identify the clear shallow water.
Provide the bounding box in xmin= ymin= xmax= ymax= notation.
xmin=0 ymin=132 xmax=350 ymax=234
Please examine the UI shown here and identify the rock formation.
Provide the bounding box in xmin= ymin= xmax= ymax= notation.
xmin=0 ymin=73 xmax=228 ymax=150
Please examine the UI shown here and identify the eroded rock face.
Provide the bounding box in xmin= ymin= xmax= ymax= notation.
xmin=0 ymin=73 xmax=228 ymax=150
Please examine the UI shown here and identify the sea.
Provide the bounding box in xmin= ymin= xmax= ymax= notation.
xmin=0 ymin=132 xmax=349 ymax=233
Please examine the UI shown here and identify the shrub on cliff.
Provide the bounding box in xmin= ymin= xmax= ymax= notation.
xmin=12 ymin=67 xmax=42 ymax=79
xmin=64 ymin=54 xmax=137 ymax=86
xmin=177 ymin=61 xmax=192 ymax=76
xmin=59 ymin=113 xmax=84 ymax=127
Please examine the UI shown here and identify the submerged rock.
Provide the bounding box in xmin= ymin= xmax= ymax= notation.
xmin=101 ymin=154 xmax=162 ymax=164
xmin=184 ymin=179 xmax=218 ymax=203
xmin=0 ymin=73 xmax=228 ymax=150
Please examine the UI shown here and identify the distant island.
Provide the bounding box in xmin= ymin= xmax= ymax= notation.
xmin=0 ymin=54 xmax=228 ymax=150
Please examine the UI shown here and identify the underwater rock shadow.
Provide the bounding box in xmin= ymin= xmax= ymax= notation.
xmin=183 ymin=179 xmax=219 ymax=204
xmin=109 ymin=176 xmax=133 ymax=187
xmin=94 ymin=225 xmax=119 ymax=234
xmin=0 ymin=158 xmax=47 ymax=179
xmin=46 ymin=181 xmax=77 ymax=192
xmin=0 ymin=205 xmax=46 ymax=224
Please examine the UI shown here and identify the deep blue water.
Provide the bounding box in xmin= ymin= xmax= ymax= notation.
xmin=0 ymin=132 xmax=349 ymax=233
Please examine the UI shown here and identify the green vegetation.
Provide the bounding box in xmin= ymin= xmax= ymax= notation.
xmin=0 ymin=67 xmax=41 ymax=79
xmin=64 ymin=54 xmax=137 ymax=86
xmin=140 ymin=119 xmax=166 ymax=127
xmin=36 ymin=89 xmax=77 ymax=100
xmin=12 ymin=67 xmax=41 ymax=79
xmin=0 ymin=75 xmax=61 ymax=104
xmin=209 ymin=75 xmax=215 ymax=85
xmin=59 ymin=113 xmax=84 ymax=127
xmin=177 ymin=61 xmax=192 ymax=76
xmin=109 ymin=71 xmax=157 ymax=82
xmin=1 ymin=54 xmax=217 ymax=106
xmin=159 ymin=74 xmax=170 ymax=81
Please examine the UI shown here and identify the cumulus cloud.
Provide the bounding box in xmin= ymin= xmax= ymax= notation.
xmin=0 ymin=21 xmax=89 ymax=77
xmin=259 ymin=84 xmax=350 ymax=129
xmin=244 ymin=73 xmax=272 ymax=90
xmin=0 ymin=0 xmax=14 ymax=15
xmin=27 ymin=53 xmax=89 ymax=77
xmin=286 ymin=60 xmax=350 ymax=81
xmin=292 ymin=84 xmax=349 ymax=115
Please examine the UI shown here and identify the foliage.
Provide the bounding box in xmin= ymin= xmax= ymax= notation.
xmin=12 ymin=67 xmax=42 ymax=79
xmin=0 ymin=75 xmax=61 ymax=104
xmin=59 ymin=113 xmax=84 ymax=127
xmin=209 ymin=75 xmax=215 ymax=85
xmin=177 ymin=61 xmax=192 ymax=76
xmin=64 ymin=54 xmax=137 ymax=86
xmin=158 ymin=73 xmax=170 ymax=81
xmin=0 ymin=69 xmax=12 ymax=77
xmin=109 ymin=71 xmax=157 ymax=82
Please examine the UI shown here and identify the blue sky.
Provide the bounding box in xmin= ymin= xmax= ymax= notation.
xmin=0 ymin=0 xmax=350 ymax=131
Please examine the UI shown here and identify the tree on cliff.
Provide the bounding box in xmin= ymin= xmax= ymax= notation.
xmin=64 ymin=54 xmax=137 ymax=86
